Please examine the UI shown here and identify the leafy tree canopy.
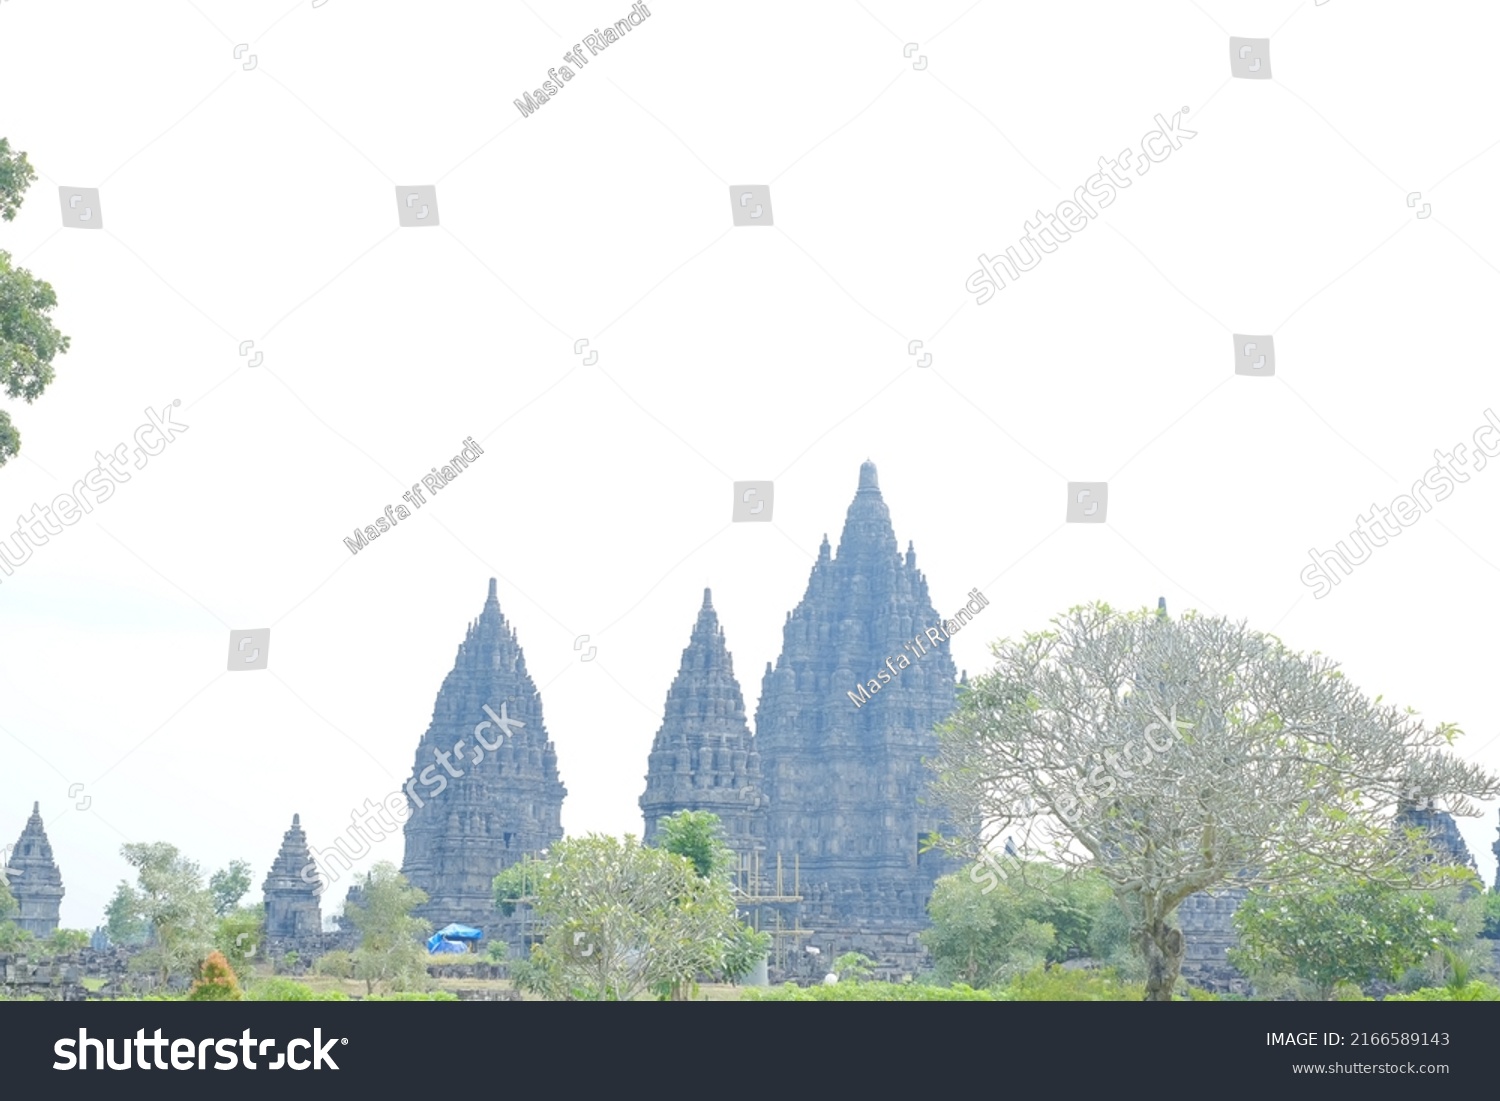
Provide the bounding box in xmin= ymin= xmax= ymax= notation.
xmin=209 ymin=860 xmax=253 ymax=917
xmin=346 ymin=862 xmax=431 ymax=995
xmin=931 ymin=602 xmax=1500 ymax=1000
xmin=114 ymin=842 xmax=216 ymax=985
xmin=1231 ymin=867 xmax=1477 ymax=1000
xmin=500 ymin=833 xmax=746 ymax=1001
xmin=0 ymin=136 xmax=71 ymax=468
xmin=654 ymin=809 xmax=735 ymax=879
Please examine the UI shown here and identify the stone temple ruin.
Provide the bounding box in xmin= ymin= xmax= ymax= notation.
xmin=5 ymin=803 xmax=63 ymax=937
xmin=380 ymin=461 xmax=1500 ymax=982
xmin=9 ymin=463 xmax=1500 ymax=989
xmin=263 ymin=815 xmax=323 ymax=940
xmin=394 ymin=461 xmax=963 ymax=975
xmin=399 ymin=579 xmax=567 ymax=931
xmin=638 ymin=588 xmax=769 ymax=858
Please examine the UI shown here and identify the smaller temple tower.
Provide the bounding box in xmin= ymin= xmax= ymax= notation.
xmin=6 ymin=803 xmax=64 ymax=936
xmin=262 ymin=814 xmax=323 ymax=938
xmin=1395 ymin=797 xmax=1479 ymax=876
xmin=639 ymin=589 xmax=767 ymax=859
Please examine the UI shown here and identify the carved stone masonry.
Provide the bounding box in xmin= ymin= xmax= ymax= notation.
xmin=400 ymin=579 xmax=567 ymax=930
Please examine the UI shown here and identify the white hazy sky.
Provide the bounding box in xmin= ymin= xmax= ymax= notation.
xmin=2 ymin=0 xmax=1499 ymax=931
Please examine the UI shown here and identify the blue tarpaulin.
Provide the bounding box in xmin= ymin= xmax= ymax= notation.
xmin=426 ymin=923 xmax=483 ymax=954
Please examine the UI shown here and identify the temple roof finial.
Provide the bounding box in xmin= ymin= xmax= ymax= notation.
xmin=487 ymin=578 xmax=498 ymax=603
xmin=858 ymin=460 xmax=879 ymax=490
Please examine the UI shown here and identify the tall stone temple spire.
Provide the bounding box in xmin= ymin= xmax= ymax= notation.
xmin=640 ymin=588 xmax=767 ymax=857
xmin=1394 ymin=799 xmax=1479 ymax=876
xmin=6 ymin=803 xmax=64 ymax=936
xmin=400 ymin=579 xmax=567 ymax=929
xmin=262 ymin=814 xmax=322 ymax=938
xmin=754 ymin=461 xmax=960 ymax=949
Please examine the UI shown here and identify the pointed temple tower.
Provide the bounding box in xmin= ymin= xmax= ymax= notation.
xmin=400 ymin=579 xmax=567 ymax=929
xmin=754 ymin=462 xmax=960 ymax=962
xmin=639 ymin=589 xmax=767 ymax=859
xmin=1394 ymin=798 xmax=1479 ymax=875
xmin=6 ymin=803 xmax=64 ymax=936
xmin=262 ymin=814 xmax=323 ymax=938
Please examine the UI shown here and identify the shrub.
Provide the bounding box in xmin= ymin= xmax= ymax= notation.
xmin=250 ymin=978 xmax=349 ymax=1002
xmin=0 ymin=922 xmax=34 ymax=952
xmin=831 ymin=952 xmax=876 ymax=982
xmin=1481 ymin=892 xmax=1500 ymax=940
xmin=1003 ymin=966 xmax=1144 ymax=1001
xmin=743 ymin=982 xmax=999 ymax=1001
xmin=187 ymin=951 xmax=242 ymax=1001
xmin=363 ymin=991 xmax=459 ymax=1001
xmin=315 ymin=950 xmax=355 ymax=979
xmin=1384 ymin=982 xmax=1500 ymax=1002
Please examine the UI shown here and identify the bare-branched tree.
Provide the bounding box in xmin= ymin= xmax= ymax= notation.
xmin=930 ymin=602 xmax=1500 ymax=1001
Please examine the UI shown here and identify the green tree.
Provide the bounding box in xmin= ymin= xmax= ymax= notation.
xmin=654 ymin=809 xmax=735 ymax=878
xmin=653 ymin=811 xmax=773 ymax=991
xmin=1230 ymin=871 xmax=1468 ymax=1000
xmin=492 ymin=855 xmax=541 ymax=918
xmin=930 ymin=602 xmax=1500 ymax=1001
xmin=346 ymin=862 xmax=432 ymax=995
xmin=923 ymin=861 xmax=1130 ymax=988
xmin=651 ymin=810 xmax=768 ymax=992
xmin=722 ymin=921 xmax=772 ymax=985
xmin=0 ymin=873 xmax=32 ymax=954
xmin=45 ymin=928 xmax=90 ymax=956
xmin=0 ymin=139 xmax=36 ymax=222
xmin=0 ymin=872 xmax=16 ymax=923
xmin=0 ymin=138 xmax=71 ymax=469
xmin=0 ymin=922 xmax=32 ymax=952
xmin=209 ymin=860 xmax=253 ymax=917
xmin=114 ymin=842 xmax=216 ymax=986
xmin=314 ymin=949 xmax=355 ymax=979
xmin=1482 ymin=890 xmax=1500 ymax=940
xmin=499 ymin=833 xmax=744 ymax=1001
xmin=832 ymin=951 xmax=876 ymax=982
xmin=103 ymin=881 xmax=149 ymax=946
xmin=214 ymin=905 xmax=264 ymax=978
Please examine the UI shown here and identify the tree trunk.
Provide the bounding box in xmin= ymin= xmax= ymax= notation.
xmin=1140 ymin=919 xmax=1184 ymax=1001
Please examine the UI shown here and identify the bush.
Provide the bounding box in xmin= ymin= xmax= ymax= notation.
xmin=363 ymin=991 xmax=458 ymax=1001
xmin=247 ymin=978 xmax=349 ymax=1001
xmin=1384 ymin=982 xmax=1500 ymax=1002
xmin=1002 ymin=966 xmax=1144 ymax=1001
xmin=0 ymin=922 xmax=34 ymax=953
xmin=187 ymin=951 xmax=242 ymax=1001
xmin=743 ymin=982 xmax=999 ymax=1001
xmin=315 ymin=950 xmax=355 ymax=979
xmin=45 ymin=929 xmax=91 ymax=956
xmin=1482 ymin=892 xmax=1500 ymax=940
xmin=831 ymin=952 xmax=876 ymax=982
